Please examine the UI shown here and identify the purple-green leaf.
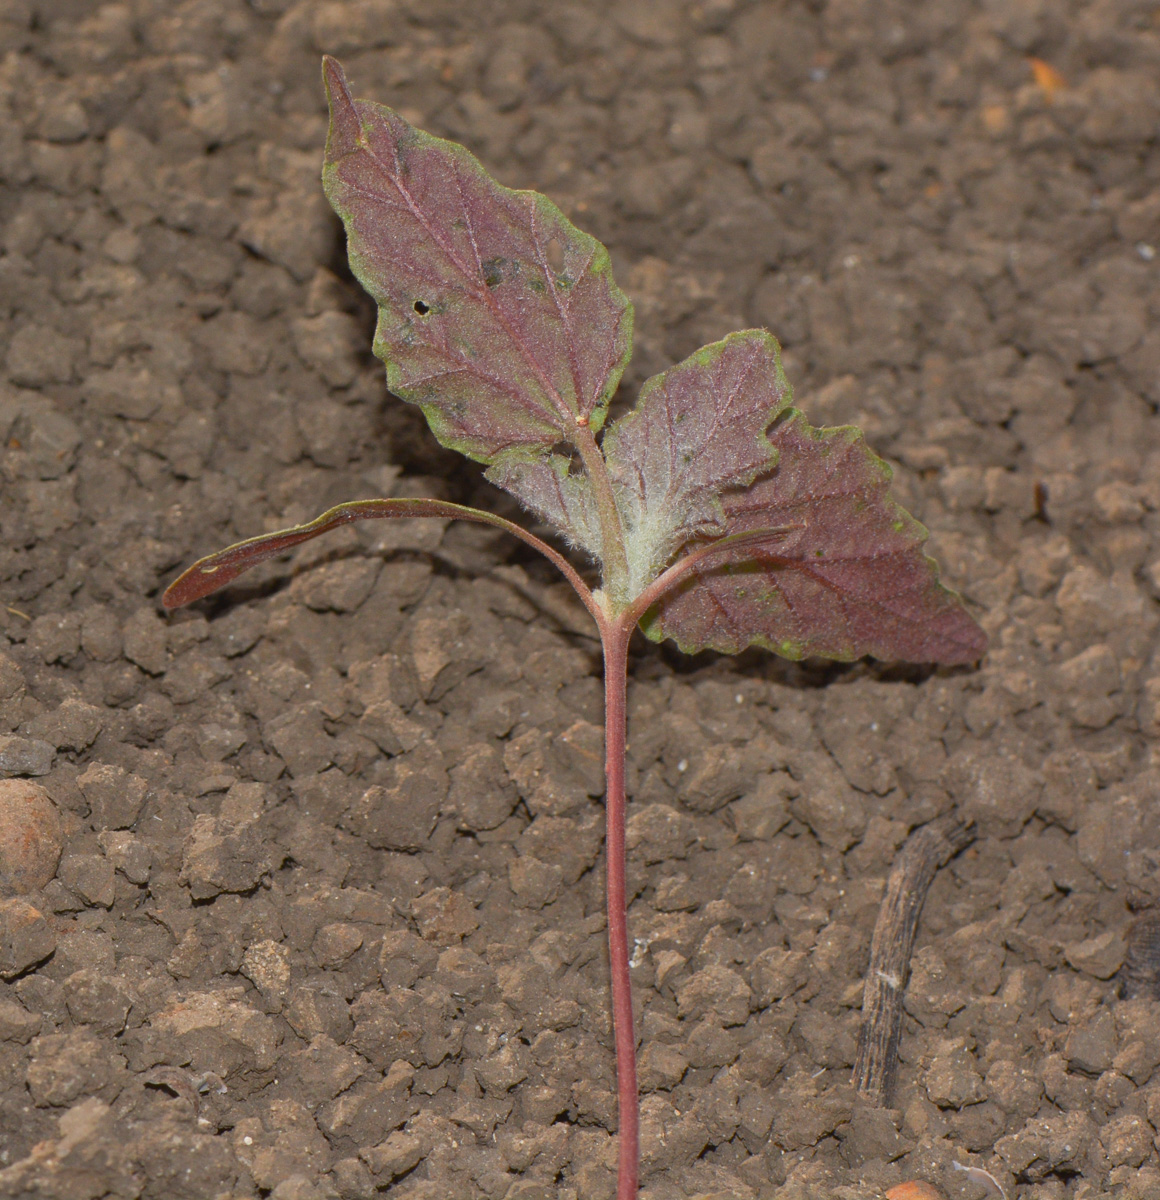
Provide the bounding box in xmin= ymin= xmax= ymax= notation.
xmin=161 ymin=497 xmax=599 ymax=619
xmin=485 ymin=454 xmax=603 ymax=559
xmin=603 ymin=330 xmax=791 ymax=594
xmin=641 ymin=412 xmax=986 ymax=665
xmin=321 ymin=56 xmax=633 ymax=468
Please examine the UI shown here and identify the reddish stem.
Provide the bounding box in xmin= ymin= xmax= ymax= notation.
xmin=602 ymin=616 xmax=638 ymax=1200
xmin=164 ymin=495 xmax=697 ymax=1199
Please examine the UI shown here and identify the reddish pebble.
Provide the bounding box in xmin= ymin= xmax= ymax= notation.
xmin=886 ymin=1185 xmax=946 ymax=1200
xmin=0 ymin=779 xmax=63 ymax=896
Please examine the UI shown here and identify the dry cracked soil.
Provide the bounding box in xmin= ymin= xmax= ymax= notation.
xmin=0 ymin=1 xmax=1159 ymax=1198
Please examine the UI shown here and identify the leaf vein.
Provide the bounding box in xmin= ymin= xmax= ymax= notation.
xmin=351 ymin=116 xmax=580 ymax=434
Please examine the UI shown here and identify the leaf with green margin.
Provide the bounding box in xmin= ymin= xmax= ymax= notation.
xmin=321 ymin=56 xmax=633 ymax=470
xmin=602 ymin=330 xmax=791 ymax=596
xmin=485 ymin=454 xmax=603 ymax=560
xmin=640 ymin=412 xmax=987 ymax=665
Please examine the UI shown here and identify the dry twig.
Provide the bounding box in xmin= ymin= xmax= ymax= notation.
xmin=852 ymin=814 xmax=975 ymax=1104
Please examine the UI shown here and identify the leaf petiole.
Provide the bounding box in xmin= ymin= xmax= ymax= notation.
xmin=619 ymin=524 xmax=803 ymax=629
xmin=161 ymin=497 xmax=605 ymax=629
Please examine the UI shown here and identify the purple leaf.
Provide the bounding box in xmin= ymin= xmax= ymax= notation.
xmin=161 ymin=498 xmax=596 ymax=616
xmin=321 ymin=57 xmax=633 ymax=467
xmin=602 ymin=330 xmax=791 ymax=594
xmin=485 ymin=455 xmax=603 ymax=559
xmin=641 ymin=412 xmax=987 ymax=665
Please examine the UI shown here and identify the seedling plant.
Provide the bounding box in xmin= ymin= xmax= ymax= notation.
xmin=164 ymin=58 xmax=985 ymax=1200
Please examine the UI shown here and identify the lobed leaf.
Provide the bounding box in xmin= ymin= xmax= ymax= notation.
xmin=640 ymin=412 xmax=987 ymax=665
xmin=602 ymin=330 xmax=791 ymax=596
xmin=321 ymin=57 xmax=633 ymax=470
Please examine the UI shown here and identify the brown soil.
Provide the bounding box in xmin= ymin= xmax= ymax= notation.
xmin=0 ymin=1 xmax=1158 ymax=1198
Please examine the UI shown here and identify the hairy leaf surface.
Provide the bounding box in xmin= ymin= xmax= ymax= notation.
xmin=485 ymin=456 xmax=603 ymax=559
xmin=641 ymin=413 xmax=986 ymax=664
xmin=322 ymin=57 xmax=633 ymax=468
xmin=603 ymin=330 xmax=791 ymax=595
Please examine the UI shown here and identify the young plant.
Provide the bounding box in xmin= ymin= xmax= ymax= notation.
xmin=164 ymin=58 xmax=985 ymax=1200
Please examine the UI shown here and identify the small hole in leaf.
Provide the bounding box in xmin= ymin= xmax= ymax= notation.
xmin=545 ymin=237 xmax=565 ymax=271
xmin=413 ymin=300 xmax=431 ymax=315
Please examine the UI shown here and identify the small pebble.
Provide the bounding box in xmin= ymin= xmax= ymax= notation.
xmin=0 ymin=898 xmax=56 ymax=978
xmin=0 ymin=735 xmax=56 ymax=779
xmin=1064 ymin=928 xmax=1127 ymax=980
xmin=886 ymin=1183 xmax=946 ymax=1200
xmin=0 ymin=779 xmax=63 ymax=896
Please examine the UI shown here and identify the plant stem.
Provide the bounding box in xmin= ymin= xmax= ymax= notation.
xmin=602 ymin=616 xmax=638 ymax=1200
